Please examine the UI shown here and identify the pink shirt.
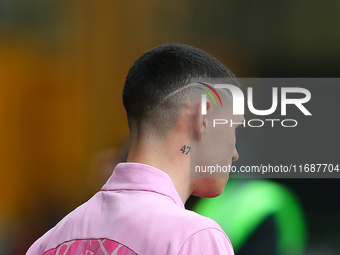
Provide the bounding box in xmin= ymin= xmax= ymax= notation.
xmin=27 ymin=163 xmax=234 ymax=255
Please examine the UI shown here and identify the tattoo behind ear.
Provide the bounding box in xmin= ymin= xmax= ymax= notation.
xmin=180 ymin=145 xmax=191 ymax=155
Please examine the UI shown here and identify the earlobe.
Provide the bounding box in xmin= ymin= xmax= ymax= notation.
xmin=193 ymin=102 xmax=203 ymax=140
xmin=193 ymin=100 xmax=211 ymax=141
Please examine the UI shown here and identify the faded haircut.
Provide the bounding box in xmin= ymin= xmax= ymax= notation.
xmin=122 ymin=44 xmax=238 ymax=137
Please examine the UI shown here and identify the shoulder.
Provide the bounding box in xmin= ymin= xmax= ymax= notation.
xmin=144 ymin=202 xmax=233 ymax=254
xmin=141 ymin=195 xmax=223 ymax=232
xmin=171 ymin=206 xmax=223 ymax=231
xmin=159 ymin=207 xmax=234 ymax=254
xmin=177 ymin=227 xmax=234 ymax=255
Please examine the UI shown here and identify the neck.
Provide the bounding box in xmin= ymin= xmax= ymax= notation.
xmin=127 ymin=133 xmax=192 ymax=204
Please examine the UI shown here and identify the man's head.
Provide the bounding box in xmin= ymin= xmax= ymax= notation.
xmin=123 ymin=44 xmax=236 ymax=138
xmin=122 ymin=44 xmax=242 ymax=199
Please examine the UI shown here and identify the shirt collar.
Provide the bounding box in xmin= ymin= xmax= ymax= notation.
xmin=101 ymin=162 xmax=184 ymax=209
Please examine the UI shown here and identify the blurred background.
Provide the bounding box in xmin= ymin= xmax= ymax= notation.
xmin=0 ymin=0 xmax=339 ymax=254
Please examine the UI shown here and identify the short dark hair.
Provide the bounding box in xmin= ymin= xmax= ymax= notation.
xmin=122 ymin=44 xmax=236 ymax=136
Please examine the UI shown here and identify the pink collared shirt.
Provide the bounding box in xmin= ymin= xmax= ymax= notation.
xmin=27 ymin=163 xmax=234 ymax=255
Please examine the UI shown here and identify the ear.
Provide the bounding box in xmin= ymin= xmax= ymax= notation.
xmin=193 ymin=100 xmax=211 ymax=140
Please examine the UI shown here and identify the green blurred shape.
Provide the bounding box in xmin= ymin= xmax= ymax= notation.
xmin=194 ymin=179 xmax=307 ymax=255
